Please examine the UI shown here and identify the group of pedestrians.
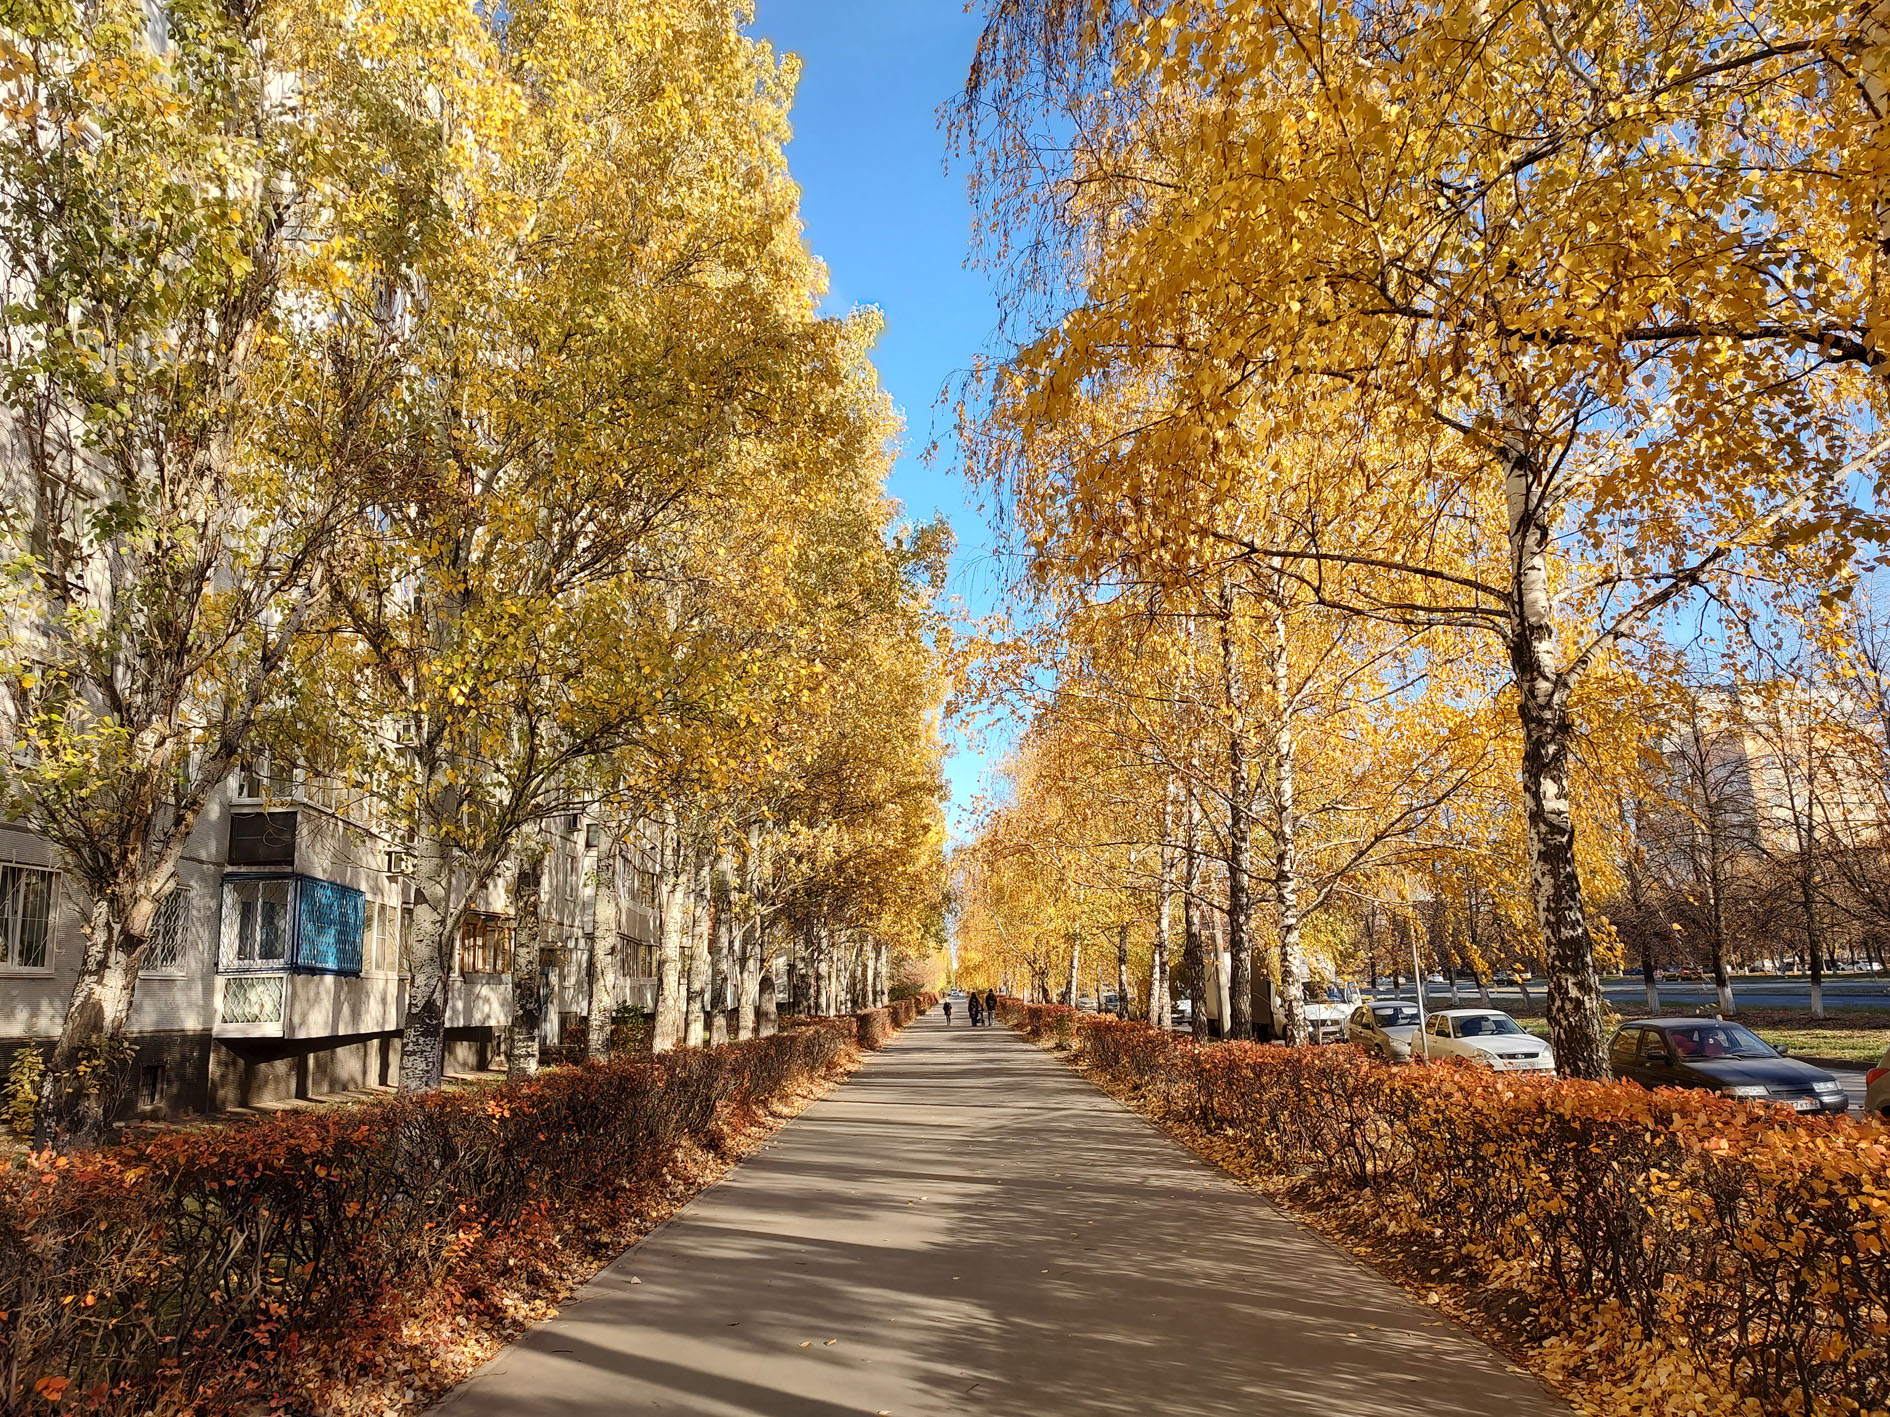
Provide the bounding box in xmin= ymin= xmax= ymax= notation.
xmin=942 ymin=989 xmax=999 ymax=1027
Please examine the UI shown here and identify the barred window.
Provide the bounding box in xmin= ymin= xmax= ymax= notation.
xmin=0 ymin=864 xmax=54 ymax=970
xmin=457 ymin=911 xmax=512 ymax=976
xmin=221 ymin=877 xmax=292 ymax=968
xmin=142 ymin=889 xmax=191 ymax=974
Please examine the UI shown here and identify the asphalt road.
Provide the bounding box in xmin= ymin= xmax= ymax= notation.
xmin=1375 ymin=976 xmax=1890 ymax=1014
xmin=434 ymin=1010 xmax=1570 ymax=1417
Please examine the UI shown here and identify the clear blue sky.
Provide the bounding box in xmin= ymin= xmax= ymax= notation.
xmin=749 ymin=1 xmax=1006 ymax=837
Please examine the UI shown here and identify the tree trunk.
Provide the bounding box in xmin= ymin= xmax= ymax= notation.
xmin=35 ymin=896 xmax=149 ymax=1148
xmin=736 ymin=826 xmax=764 ymax=1037
xmin=399 ymin=805 xmax=459 ymax=1091
xmin=1266 ymin=565 xmax=1309 ymax=1047
xmin=1219 ymin=585 xmax=1254 ymax=1040
xmin=587 ymin=842 xmax=619 ymax=1062
xmin=1509 ymin=456 xmax=1608 ymax=1078
xmin=1184 ymin=789 xmax=1208 ymax=1042
xmin=652 ymin=815 xmax=688 ymax=1053
xmin=710 ymin=844 xmax=735 ymax=1037
xmin=737 ymin=918 xmax=761 ymax=1039
xmin=1151 ymin=781 xmax=1175 ymax=1027
xmin=683 ymin=844 xmax=711 ymax=1047
xmin=1804 ymin=850 xmax=1825 ymax=1020
xmin=507 ymin=849 xmax=546 ymax=1079
xmin=1115 ymin=923 xmax=1130 ymax=1016
xmin=1066 ymin=932 xmax=1081 ymax=1007
xmin=1707 ymin=841 xmax=1736 ymax=1018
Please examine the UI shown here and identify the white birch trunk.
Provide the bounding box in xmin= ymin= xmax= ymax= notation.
xmin=683 ymin=844 xmax=711 ymax=1047
xmin=588 ymin=844 xmax=619 ymax=1061
xmin=1219 ymin=585 xmax=1254 ymax=1039
xmin=652 ymin=814 xmax=688 ymax=1053
xmin=1150 ymin=781 xmax=1174 ymax=1027
xmin=399 ymin=806 xmax=459 ymax=1092
xmin=1507 ymin=451 xmax=1610 ymax=1080
xmin=1266 ymin=564 xmax=1310 ymax=1047
xmin=507 ymin=846 xmax=546 ymax=1079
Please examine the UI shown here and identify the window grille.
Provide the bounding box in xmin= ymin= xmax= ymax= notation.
xmin=220 ymin=974 xmax=285 ymax=1025
xmin=218 ymin=874 xmax=365 ymax=976
xmin=221 ymin=877 xmax=293 ymax=971
xmin=0 ymin=864 xmax=54 ymax=970
xmin=457 ymin=911 xmax=513 ymax=975
xmin=142 ymin=889 xmax=191 ymax=974
xmin=296 ymin=877 xmax=365 ymax=975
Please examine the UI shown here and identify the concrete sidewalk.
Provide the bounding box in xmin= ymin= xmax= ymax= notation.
xmin=432 ymin=1010 xmax=1570 ymax=1416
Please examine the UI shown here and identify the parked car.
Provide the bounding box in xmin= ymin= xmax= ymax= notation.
xmin=1345 ymin=1000 xmax=1423 ymax=1062
xmin=1866 ymin=1044 xmax=1889 ymax=1121
xmin=1609 ymin=1019 xmax=1850 ymax=1114
xmin=1417 ymin=1009 xmax=1555 ymax=1073
xmin=1171 ymin=998 xmax=1193 ymax=1027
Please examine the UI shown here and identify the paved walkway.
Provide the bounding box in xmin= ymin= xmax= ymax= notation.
xmin=434 ymin=1010 xmax=1569 ymax=1417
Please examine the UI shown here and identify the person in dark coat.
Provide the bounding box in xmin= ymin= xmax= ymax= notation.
xmin=968 ymin=993 xmax=984 ymax=1027
xmin=943 ymin=997 xmax=953 ymax=1026
xmin=985 ymin=989 xmax=999 ymax=1025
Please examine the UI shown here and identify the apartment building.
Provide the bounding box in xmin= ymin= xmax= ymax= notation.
xmin=0 ymin=773 xmax=661 ymax=1123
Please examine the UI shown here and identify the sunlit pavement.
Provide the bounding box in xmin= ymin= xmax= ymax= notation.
xmin=433 ymin=1011 xmax=1569 ymax=1417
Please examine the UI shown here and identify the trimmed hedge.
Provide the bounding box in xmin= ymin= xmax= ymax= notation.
xmin=854 ymin=992 xmax=939 ymax=1050
xmin=998 ymin=1004 xmax=1890 ymax=1417
xmin=1 ymin=1022 xmax=863 ymax=1416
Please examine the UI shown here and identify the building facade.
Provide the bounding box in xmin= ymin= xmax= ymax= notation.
xmin=0 ymin=775 xmax=661 ymax=1123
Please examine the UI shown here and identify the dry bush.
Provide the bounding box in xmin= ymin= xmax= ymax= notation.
xmin=0 ymin=1023 xmax=859 ymax=1416
xmin=1067 ymin=1016 xmax=1890 ymax=1417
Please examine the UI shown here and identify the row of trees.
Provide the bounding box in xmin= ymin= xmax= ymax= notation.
xmin=0 ymin=0 xmax=947 ymax=1144
xmin=948 ymin=0 xmax=1890 ymax=1076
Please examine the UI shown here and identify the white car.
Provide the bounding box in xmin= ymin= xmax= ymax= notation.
xmin=1345 ymin=1000 xmax=1424 ymax=1062
xmin=1418 ymin=1009 xmax=1555 ymax=1074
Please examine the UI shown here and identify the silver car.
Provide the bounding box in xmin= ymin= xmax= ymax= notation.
xmin=1868 ymin=1045 xmax=1889 ymax=1121
xmin=1346 ymin=1000 xmax=1423 ymax=1063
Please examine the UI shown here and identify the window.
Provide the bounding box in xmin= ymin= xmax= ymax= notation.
xmin=0 ymin=864 xmax=53 ymax=970
xmin=364 ymin=900 xmax=399 ymax=973
xmin=1638 ymin=1030 xmax=1672 ymax=1064
xmin=236 ymin=753 xmax=293 ymax=803
xmin=1609 ymin=1030 xmax=1641 ymax=1070
xmin=142 ymin=889 xmax=191 ymax=974
xmin=218 ymin=874 xmax=364 ymax=976
xmin=222 ymin=878 xmax=292 ymax=968
xmin=457 ymin=911 xmax=512 ymax=976
xmin=1431 ymin=1016 xmax=1451 ymax=1037
xmin=139 ymin=1063 xmax=166 ymax=1109
xmin=635 ymin=869 xmax=658 ymax=906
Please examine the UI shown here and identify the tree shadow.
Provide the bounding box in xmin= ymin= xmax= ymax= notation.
xmin=431 ymin=1017 xmax=1569 ymax=1417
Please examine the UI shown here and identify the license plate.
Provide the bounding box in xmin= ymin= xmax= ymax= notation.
xmin=1792 ymin=1098 xmax=1820 ymax=1112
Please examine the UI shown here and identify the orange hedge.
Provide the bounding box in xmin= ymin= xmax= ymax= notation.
xmin=1002 ymin=1005 xmax=1890 ymax=1417
xmin=856 ymin=992 xmax=937 ymax=1049
xmin=0 ymin=1022 xmax=860 ymax=1416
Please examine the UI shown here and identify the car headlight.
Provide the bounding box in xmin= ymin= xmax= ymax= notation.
xmin=1722 ymin=1085 xmax=1770 ymax=1099
xmin=1812 ymin=1079 xmax=1844 ymax=1095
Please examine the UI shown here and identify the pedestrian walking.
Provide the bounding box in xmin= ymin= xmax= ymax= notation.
xmin=985 ymin=989 xmax=998 ymax=1025
xmin=968 ymin=994 xmax=984 ymax=1027
xmin=944 ymin=997 xmax=953 ymax=1026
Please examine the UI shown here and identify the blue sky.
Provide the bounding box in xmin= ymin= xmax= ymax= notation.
xmin=748 ymin=1 xmax=1008 ymax=837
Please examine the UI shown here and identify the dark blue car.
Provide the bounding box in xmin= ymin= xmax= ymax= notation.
xmin=1609 ymin=1018 xmax=1849 ymax=1114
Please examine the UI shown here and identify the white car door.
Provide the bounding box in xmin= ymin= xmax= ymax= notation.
xmin=1425 ymin=1014 xmax=1457 ymax=1062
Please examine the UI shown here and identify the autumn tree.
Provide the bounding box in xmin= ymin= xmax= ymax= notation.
xmin=0 ymin=0 xmax=495 ymax=1143
xmin=958 ymin=0 xmax=1883 ymax=1076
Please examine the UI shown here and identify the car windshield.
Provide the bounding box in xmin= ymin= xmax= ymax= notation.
xmin=1372 ymin=1004 xmax=1420 ymax=1026
xmin=1454 ymin=1014 xmax=1525 ymax=1038
xmin=1664 ymin=1023 xmax=1775 ymax=1060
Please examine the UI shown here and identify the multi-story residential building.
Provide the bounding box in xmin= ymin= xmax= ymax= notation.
xmin=0 ymin=773 xmax=661 ymax=1123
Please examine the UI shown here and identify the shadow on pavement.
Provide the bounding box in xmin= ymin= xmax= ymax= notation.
xmin=432 ymin=1013 xmax=1569 ymax=1417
